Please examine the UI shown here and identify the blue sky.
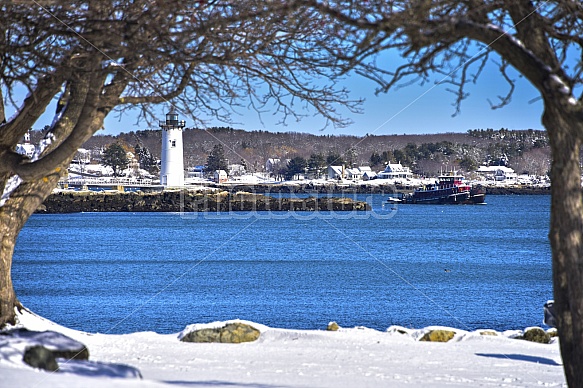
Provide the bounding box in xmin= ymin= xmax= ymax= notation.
xmin=102 ymin=70 xmax=544 ymax=137
xmin=11 ymin=60 xmax=545 ymax=138
xmin=102 ymin=55 xmax=546 ymax=137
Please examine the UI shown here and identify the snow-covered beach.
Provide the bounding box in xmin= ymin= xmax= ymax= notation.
xmin=1 ymin=308 xmax=566 ymax=387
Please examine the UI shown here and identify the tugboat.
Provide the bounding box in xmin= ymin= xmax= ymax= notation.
xmin=388 ymin=172 xmax=485 ymax=204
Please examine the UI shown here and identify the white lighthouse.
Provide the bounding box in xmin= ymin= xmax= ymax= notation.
xmin=159 ymin=110 xmax=185 ymax=187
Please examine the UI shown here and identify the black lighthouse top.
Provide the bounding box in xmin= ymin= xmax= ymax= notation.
xmin=160 ymin=110 xmax=186 ymax=129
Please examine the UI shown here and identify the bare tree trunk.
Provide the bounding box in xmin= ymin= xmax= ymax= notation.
xmin=0 ymin=61 xmax=121 ymax=328
xmin=0 ymin=171 xmax=68 ymax=326
xmin=544 ymin=106 xmax=583 ymax=387
xmin=0 ymin=224 xmax=21 ymax=326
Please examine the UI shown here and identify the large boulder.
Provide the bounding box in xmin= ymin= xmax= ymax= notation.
xmin=419 ymin=329 xmax=456 ymax=342
xmin=180 ymin=322 xmax=261 ymax=343
xmin=23 ymin=345 xmax=59 ymax=372
xmin=2 ymin=329 xmax=87 ymax=372
xmin=3 ymin=328 xmax=141 ymax=378
xmin=5 ymin=328 xmax=89 ymax=360
xmin=522 ymin=327 xmax=551 ymax=344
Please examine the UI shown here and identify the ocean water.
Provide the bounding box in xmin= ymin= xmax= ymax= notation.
xmin=12 ymin=195 xmax=552 ymax=334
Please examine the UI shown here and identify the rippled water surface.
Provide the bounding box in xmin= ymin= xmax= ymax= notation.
xmin=13 ymin=195 xmax=551 ymax=334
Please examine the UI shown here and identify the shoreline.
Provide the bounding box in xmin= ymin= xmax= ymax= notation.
xmin=39 ymin=184 xmax=550 ymax=213
xmin=37 ymin=190 xmax=371 ymax=213
xmin=202 ymin=182 xmax=552 ymax=195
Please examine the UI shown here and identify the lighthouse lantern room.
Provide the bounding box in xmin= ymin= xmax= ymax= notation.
xmin=159 ymin=110 xmax=186 ymax=187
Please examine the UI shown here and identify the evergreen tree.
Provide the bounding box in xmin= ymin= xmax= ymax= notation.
xmin=345 ymin=148 xmax=357 ymax=167
xmin=206 ymin=144 xmax=228 ymax=174
xmin=308 ymin=153 xmax=326 ymax=174
xmin=369 ymin=151 xmax=383 ymax=167
xmin=285 ymin=156 xmax=307 ymax=180
xmin=134 ymin=144 xmax=157 ymax=174
xmin=102 ymin=143 xmax=129 ymax=177
xmin=326 ymin=152 xmax=344 ymax=166
xmin=381 ymin=150 xmax=393 ymax=164
xmin=459 ymin=156 xmax=478 ymax=172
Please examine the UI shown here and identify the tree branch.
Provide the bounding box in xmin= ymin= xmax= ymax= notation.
xmin=11 ymin=68 xmax=107 ymax=180
xmin=0 ymin=69 xmax=69 ymax=146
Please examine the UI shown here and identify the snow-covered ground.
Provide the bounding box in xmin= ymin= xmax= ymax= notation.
xmin=59 ymin=162 xmax=554 ymax=191
xmin=1 ymin=309 xmax=566 ymax=387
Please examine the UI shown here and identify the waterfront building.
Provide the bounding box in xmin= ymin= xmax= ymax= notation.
xmin=214 ymin=169 xmax=228 ymax=183
xmin=377 ymin=163 xmax=413 ymax=179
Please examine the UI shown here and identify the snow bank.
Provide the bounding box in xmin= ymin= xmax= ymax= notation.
xmin=0 ymin=308 xmax=566 ymax=387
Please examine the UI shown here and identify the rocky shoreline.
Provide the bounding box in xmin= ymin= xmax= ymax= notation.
xmin=206 ymin=182 xmax=552 ymax=196
xmin=482 ymin=185 xmax=551 ymax=195
xmin=38 ymin=184 xmax=550 ymax=213
xmin=37 ymin=190 xmax=371 ymax=213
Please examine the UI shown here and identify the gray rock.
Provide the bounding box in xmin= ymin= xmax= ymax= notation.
xmin=4 ymin=328 xmax=89 ymax=360
xmin=181 ymin=322 xmax=261 ymax=343
xmin=419 ymin=329 xmax=456 ymax=342
xmin=522 ymin=327 xmax=551 ymax=344
xmin=23 ymin=345 xmax=59 ymax=372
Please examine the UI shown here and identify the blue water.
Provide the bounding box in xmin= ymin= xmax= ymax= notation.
xmin=12 ymin=195 xmax=552 ymax=334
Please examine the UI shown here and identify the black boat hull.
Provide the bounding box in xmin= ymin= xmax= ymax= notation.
xmin=397 ymin=187 xmax=486 ymax=205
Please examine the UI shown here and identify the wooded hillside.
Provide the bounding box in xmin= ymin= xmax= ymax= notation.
xmin=29 ymin=127 xmax=551 ymax=176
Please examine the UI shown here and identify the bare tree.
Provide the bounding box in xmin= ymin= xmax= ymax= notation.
xmin=0 ymin=1 xmax=363 ymax=327
xmin=304 ymin=1 xmax=583 ymax=385
xmin=3 ymin=1 xmax=581 ymax=383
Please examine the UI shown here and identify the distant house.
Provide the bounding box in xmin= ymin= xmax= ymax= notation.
xmin=214 ymin=169 xmax=228 ymax=183
xmin=15 ymin=143 xmax=36 ymax=158
xmin=187 ymin=165 xmax=205 ymax=178
xmin=356 ymin=166 xmax=376 ymax=181
xmin=494 ymin=167 xmax=517 ymax=182
xmin=362 ymin=170 xmax=377 ymax=181
xmin=327 ymin=165 xmax=344 ymax=180
xmin=477 ymin=165 xmax=517 ymax=181
xmin=126 ymin=151 xmax=139 ymax=172
xmin=342 ymin=166 xmax=376 ymax=181
xmin=16 ymin=132 xmax=36 ymax=158
xmin=477 ymin=165 xmax=498 ymax=176
xmin=228 ymin=163 xmax=246 ymax=176
xmin=345 ymin=167 xmax=363 ymax=180
xmin=376 ymin=163 xmax=413 ymax=179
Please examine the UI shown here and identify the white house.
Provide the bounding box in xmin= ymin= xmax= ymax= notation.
xmin=376 ymin=163 xmax=413 ymax=179
xmin=15 ymin=132 xmax=36 ymax=158
xmin=494 ymin=167 xmax=518 ymax=182
xmin=477 ymin=165 xmax=517 ymax=181
xmin=327 ymin=165 xmax=344 ymax=180
xmin=477 ymin=165 xmax=498 ymax=177
xmin=345 ymin=167 xmax=363 ymax=180
xmin=214 ymin=169 xmax=228 ymax=183
xmin=228 ymin=163 xmax=246 ymax=176
xmin=16 ymin=143 xmax=36 ymax=158
xmin=362 ymin=170 xmax=377 ymax=181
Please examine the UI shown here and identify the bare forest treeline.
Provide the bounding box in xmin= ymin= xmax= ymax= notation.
xmin=30 ymin=126 xmax=551 ymax=176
